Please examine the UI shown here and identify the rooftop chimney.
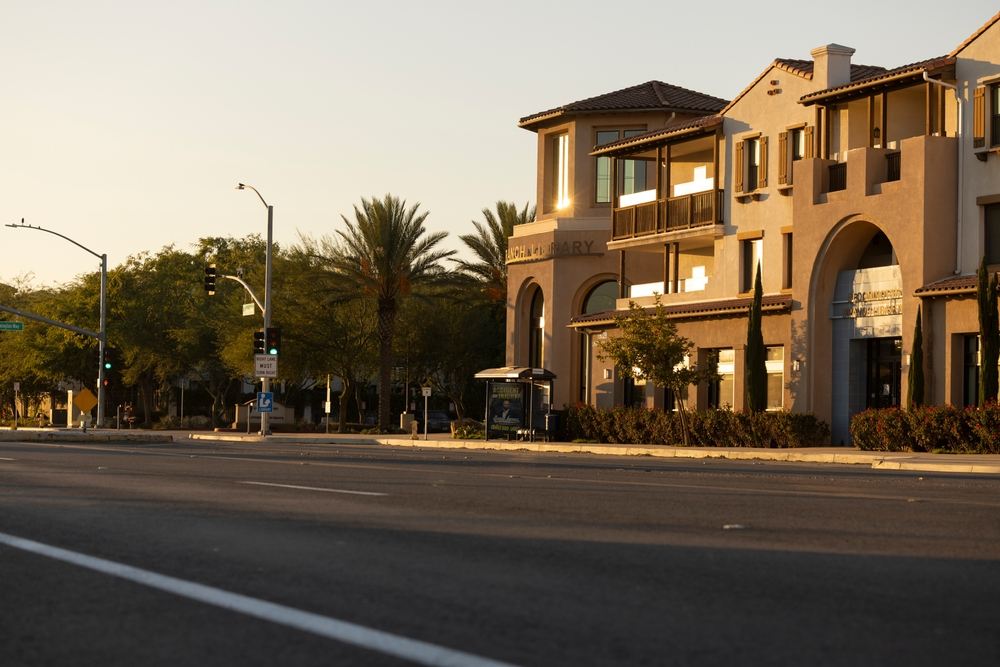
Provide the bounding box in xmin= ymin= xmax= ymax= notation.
xmin=810 ymin=44 xmax=855 ymax=90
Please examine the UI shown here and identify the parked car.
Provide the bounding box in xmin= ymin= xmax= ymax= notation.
xmin=415 ymin=410 xmax=452 ymax=433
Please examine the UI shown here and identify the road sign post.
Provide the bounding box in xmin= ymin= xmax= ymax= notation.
xmin=421 ymin=386 xmax=432 ymax=441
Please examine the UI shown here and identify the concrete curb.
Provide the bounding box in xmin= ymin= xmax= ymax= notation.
xmin=377 ymin=438 xmax=1000 ymax=475
xmin=188 ymin=433 xmax=375 ymax=445
xmin=0 ymin=430 xmax=173 ymax=444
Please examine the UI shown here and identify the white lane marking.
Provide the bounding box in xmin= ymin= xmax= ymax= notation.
xmin=0 ymin=531 xmax=516 ymax=667
xmin=240 ymin=481 xmax=387 ymax=497
xmin=0 ymin=457 xmax=15 ymax=461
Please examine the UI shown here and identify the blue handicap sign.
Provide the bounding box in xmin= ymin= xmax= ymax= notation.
xmin=256 ymin=392 xmax=273 ymax=413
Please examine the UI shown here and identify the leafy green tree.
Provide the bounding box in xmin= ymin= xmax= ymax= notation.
xmin=453 ymin=201 xmax=534 ymax=304
xmin=907 ymin=305 xmax=924 ymax=409
xmin=978 ymin=256 xmax=999 ymax=405
xmin=324 ymin=194 xmax=454 ymax=431
xmin=597 ymin=297 xmax=717 ymax=445
xmin=279 ymin=243 xmax=377 ymax=431
xmin=400 ymin=292 xmax=503 ymax=423
xmin=744 ymin=264 xmax=767 ymax=412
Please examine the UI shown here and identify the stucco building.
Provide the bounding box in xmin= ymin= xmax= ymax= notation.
xmin=506 ymin=11 xmax=1000 ymax=443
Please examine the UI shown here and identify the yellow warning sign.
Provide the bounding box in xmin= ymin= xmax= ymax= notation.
xmin=73 ymin=388 xmax=98 ymax=413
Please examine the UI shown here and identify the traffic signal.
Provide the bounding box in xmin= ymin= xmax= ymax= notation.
xmin=265 ymin=327 xmax=281 ymax=355
xmin=204 ymin=264 xmax=217 ymax=295
xmin=253 ymin=330 xmax=266 ymax=355
xmin=102 ymin=347 xmax=117 ymax=370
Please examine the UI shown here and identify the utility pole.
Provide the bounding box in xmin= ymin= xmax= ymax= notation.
xmin=237 ymin=184 xmax=274 ymax=436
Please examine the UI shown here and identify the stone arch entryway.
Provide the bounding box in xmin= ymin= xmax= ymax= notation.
xmin=808 ymin=218 xmax=905 ymax=443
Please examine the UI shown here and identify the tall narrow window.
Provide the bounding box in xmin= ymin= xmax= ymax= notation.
xmin=529 ymin=289 xmax=545 ymax=368
xmin=782 ymin=232 xmax=793 ymax=289
xmin=992 ymin=84 xmax=1000 ymax=148
xmin=741 ymin=237 xmax=763 ymax=292
xmin=964 ymin=334 xmax=980 ymax=407
xmin=986 ymin=204 xmax=1000 ymax=265
xmin=746 ymin=138 xmax=760 ymax=191
xmin=578 ymin=281 xmax=617 ymax=402
xmin=551 ymin=134 xmax=570 ymax=210
xmin=595 ymin=130 xmax=619 ymax=204
xmin=766 ymin=346 xmax=784 ymax=410
xmin=707 ymin=348 xmax=735 ymax=409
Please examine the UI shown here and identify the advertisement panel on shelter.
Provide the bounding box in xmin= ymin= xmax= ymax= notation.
xmin=488 ymin=382 xmax=524 ymax=440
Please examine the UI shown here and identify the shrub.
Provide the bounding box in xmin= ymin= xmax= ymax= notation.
xmin=560 ymin=405 xmax=830 ymax=448
xmin=851 ymin=405 xmax=1000 ymax=453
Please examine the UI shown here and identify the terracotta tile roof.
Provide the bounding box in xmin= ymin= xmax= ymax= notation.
xmin=950 ymin=11 xmax=1000 ymax=57
xmin=569 ymin=294 xmax=793 ymax=327
xmin=915 ymin=274 xmax=981 ymax=296
xmin=800 ymin=56 xmax=955 ymax=105
xmin=772 ymin=59 xmax=886 ymax=82
xmin=519 ymin=81 xmax=728 ymax=129
xmin=720 ymin=60 xmax=886 ymax=115
xmin=590 ymin=115 xmax=723 ymax=156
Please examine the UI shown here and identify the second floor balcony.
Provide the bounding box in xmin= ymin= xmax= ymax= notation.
xmin=612 ymin=188 xmax=724 ymax=242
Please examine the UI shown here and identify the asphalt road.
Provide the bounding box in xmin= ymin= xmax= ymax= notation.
xmin=1 ymin=438 xmax=999 ymax=666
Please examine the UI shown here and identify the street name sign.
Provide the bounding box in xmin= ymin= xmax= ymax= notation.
xmin=256 ymin=392 xmax=273 ymax=413
xmin=254 ymin=354 xmax=277 ymax=378
xmin=0 ymin=321 xmax=24 ymax=331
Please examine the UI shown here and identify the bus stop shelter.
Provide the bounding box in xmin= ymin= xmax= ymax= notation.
xmin=474 ymin=366 xmax=556 ymax=442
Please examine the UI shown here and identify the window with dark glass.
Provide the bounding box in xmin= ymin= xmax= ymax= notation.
xmin=986 ymin=204 xmax=1000 ymax=265
xmin=529 ymin=289 xmax=544 ymax=368
xmin=578 ymin=281 xmax=618 ymax=401
xmin=991 ymin=84 xmax=1000 ymax=148
xmin=964 ymin=334 xmax=980 ymax=407
xmin=595 ymin=131 xmax=620 ymax=204
xmin=595 ymin=129 xmax=646 ymax=204
xmin=745 ymin=138 xmax=760 ymax=191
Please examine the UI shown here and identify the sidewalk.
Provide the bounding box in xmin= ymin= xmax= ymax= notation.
xmin=5 ymin=427 xmax=999 ymax=475
xmin=188 ymin=430 xmax=1000 ymax=476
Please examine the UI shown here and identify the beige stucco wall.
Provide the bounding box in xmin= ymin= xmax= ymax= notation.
xmin=955 ymin=18 xmax=1000 ymax=275
xmin=791 ymin=135 xmax=957 ymax=425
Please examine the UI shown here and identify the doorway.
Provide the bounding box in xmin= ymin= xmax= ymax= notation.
xmin=865 ymin=337 xmax=902 ymax=409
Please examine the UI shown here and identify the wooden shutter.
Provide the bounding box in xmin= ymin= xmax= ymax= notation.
xmin=804 ymin=125 xmax=815 ymax=158
xmin=758 ymin=136 xmax=769 ymax=189
xmin=735 ymin=140 xmax=745 ymax=193
xmin=974 ymin=85 xmax=986 ymax=149
xmin=778 ymin=131 xmax=789 ymax=185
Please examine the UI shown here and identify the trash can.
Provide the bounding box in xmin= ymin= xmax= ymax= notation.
xmin=544 ymin=412 xmax=559 ymax=441
xmin=400 ymin=412 xmax=415 ymax=432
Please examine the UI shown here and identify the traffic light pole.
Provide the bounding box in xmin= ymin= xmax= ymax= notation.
xmin=237 ymin=184 xmax=274 ymax=437
xmin=262 ymin=202 xmax=273 ymax=436
xmin=6 ymin=221 xmax=108 ymax=427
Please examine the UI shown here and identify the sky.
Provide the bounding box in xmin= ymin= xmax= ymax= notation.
xmin=2 ymin=1 xmax=997 ymax=287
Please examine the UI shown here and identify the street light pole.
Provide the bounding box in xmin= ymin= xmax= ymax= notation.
xmin=6 ymin=220 xmax=108 ymax=427
xmin=237 ymin=183 xmax=273 ymax=436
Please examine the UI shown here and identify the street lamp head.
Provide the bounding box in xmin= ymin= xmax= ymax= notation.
xmin=237 ymin=183 xmax=246 ymax=190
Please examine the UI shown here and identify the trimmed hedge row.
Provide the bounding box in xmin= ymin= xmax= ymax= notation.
xmin=560 ymin=405 xmax=830 ymax=448
xmin=850 ymin=405 xmax=1000 ymax=453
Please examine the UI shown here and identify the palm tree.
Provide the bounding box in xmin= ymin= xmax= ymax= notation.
xmin=454 ymin=201 xmax=534 ymax=303
xmin=328 ymin=195 xmax=453 ymax=431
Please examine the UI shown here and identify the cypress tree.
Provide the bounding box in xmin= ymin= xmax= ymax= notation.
xmin=907 ymin=305 xmax=924 ymax=409
xmin=978 ymin=256 xmax=1000 ymax=405
xmin=745 ymin=263 xmax=767 ymax=412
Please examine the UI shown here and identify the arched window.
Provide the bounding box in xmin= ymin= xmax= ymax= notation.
xmin=577 ymin=280 xmax=617 ymax=402
xmin=529 ymin=289 xmax=544 ymax=368
xmin=582 ymin=280 xmax=617 ymax=315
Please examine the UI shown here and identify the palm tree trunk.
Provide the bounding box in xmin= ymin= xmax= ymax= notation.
xmin=377 ymin=299 xmax=396 ymax=432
